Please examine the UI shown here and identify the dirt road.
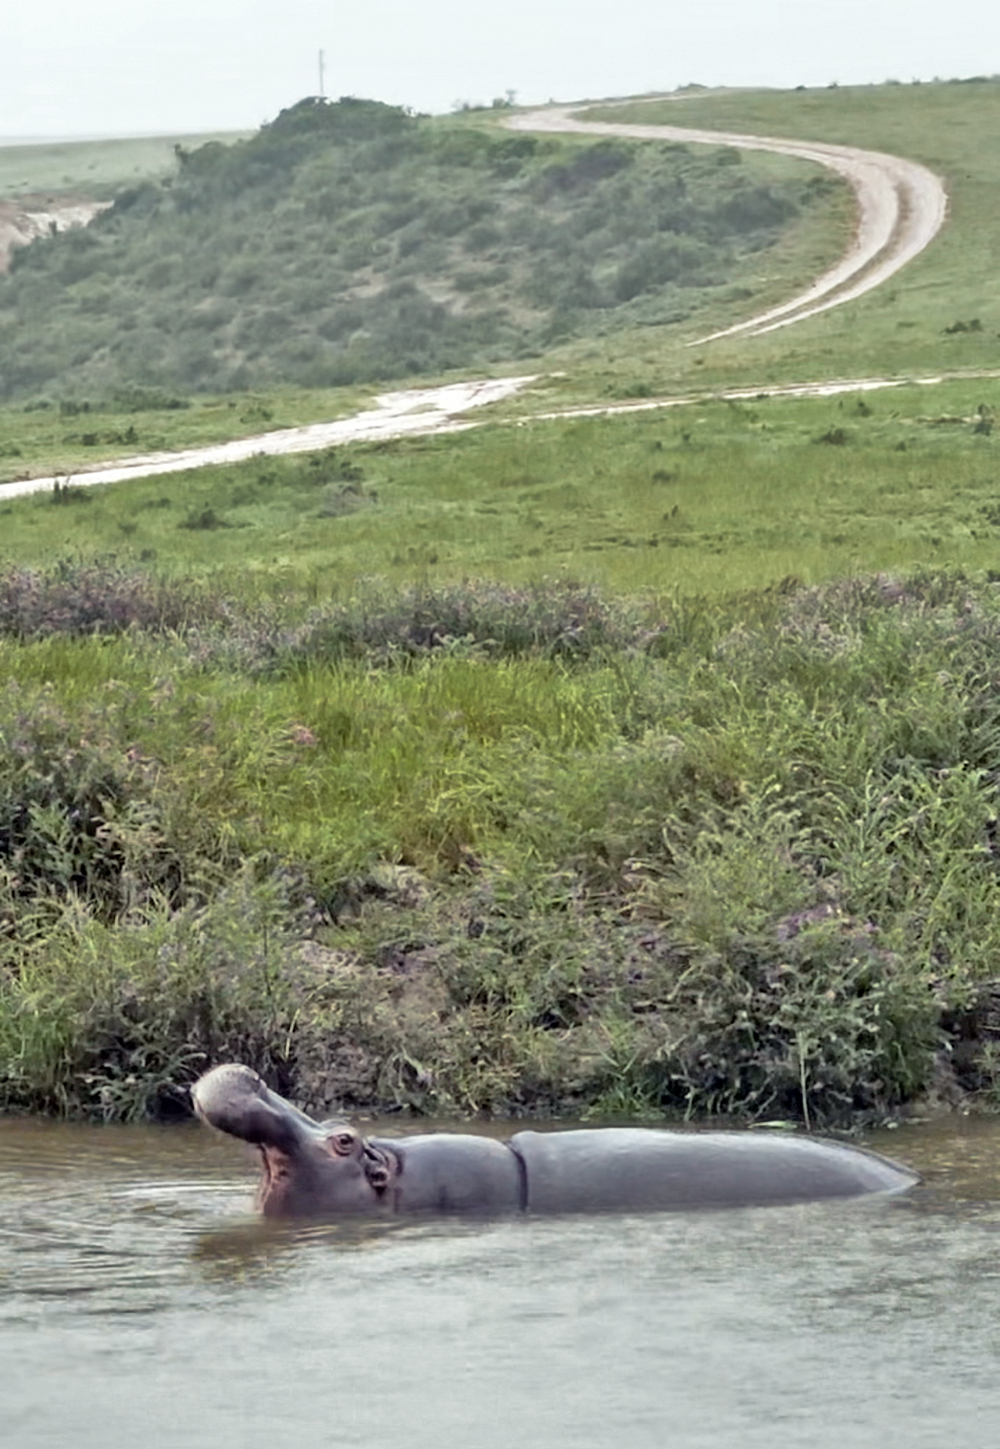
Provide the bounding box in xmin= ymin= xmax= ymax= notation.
xmin=1 ymin=376 xmax=537 ymax=499
xmin=506 ymin=102 xmax=948 ymax=341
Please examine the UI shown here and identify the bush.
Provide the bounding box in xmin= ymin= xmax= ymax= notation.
xmin=0 ymin=561 xmax=229 ymax=638
xmin=223 ymin=580 xmax=651 ymax=673
xmin=0 ymin=873 xmax=300 ymax=1118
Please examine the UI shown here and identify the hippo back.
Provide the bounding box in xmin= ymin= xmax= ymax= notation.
xmin=509 ymin=1129 xmax=918 ymax=1213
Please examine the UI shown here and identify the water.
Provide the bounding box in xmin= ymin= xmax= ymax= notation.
xmin=2 ymin=1115 xmax=999 ymax=1449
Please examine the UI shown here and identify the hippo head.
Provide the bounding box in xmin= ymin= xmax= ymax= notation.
xmin=191 ymin=1064 xmax=395 ymax=1217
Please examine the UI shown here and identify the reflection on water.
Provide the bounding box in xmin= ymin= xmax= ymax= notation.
xmin=2 ymin=1114 xmax=999 ymax=1449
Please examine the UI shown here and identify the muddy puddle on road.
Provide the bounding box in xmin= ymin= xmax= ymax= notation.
xmin=2 ymin=1114 xmax=999 ymax=1449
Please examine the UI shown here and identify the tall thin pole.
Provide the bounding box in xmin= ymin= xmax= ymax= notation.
xmin=318 ymin=49 xmax=326 ymax=100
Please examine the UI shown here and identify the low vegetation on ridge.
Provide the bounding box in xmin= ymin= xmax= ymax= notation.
xmin=0 ymin=96 xmax=837 ymax=399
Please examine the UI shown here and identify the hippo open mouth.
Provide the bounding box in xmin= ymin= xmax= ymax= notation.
xmin=192 ymin=1065 xmax=399 ymax=1217
xmin=256 ymin=1130 xmax=393 ymax=1206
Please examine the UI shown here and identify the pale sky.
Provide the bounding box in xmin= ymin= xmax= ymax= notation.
xmin=3 ymin=0 xmax=998 ymax=139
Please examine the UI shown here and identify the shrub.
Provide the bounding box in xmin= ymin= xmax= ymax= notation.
xmin=229 ymin=580 xmax=651 ymax=673
xmin=0 ymin=872 xmax=300 ymax=1118
xmin=0 ymin=561 xmax=229 ymax=638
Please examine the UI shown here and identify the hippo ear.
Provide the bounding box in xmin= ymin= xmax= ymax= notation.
xmin=363 ymin=1151 xmax=391 ymax=1191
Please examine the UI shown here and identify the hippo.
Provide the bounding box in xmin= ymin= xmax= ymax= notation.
xmin=191 ymin=1063 xmax=919 ymax=1219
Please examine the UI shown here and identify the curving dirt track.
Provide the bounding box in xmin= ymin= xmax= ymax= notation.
xmin=505 ymin=102 xmax=948 ymax=342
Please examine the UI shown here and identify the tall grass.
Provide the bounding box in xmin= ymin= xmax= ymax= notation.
xmin=2 ymin=564 xmax=999 ymax=1122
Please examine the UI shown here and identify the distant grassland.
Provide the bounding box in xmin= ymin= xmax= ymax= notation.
xmin=0 ymin=131 xmax=249 ymax=200
xmin=2 ymin=377 xmax=998 ymax=595
xmin=0 ymin=381 xmax=376 ymax=478
xmin=1 ymin=78 xmax=996 ymax=479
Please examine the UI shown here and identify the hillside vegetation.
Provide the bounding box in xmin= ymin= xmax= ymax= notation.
xmin=0 ymin=97 xmax=837 ymax=400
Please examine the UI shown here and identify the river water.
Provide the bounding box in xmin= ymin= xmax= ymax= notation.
xmin=2 ymin=1113 xmax=999 ymax=1449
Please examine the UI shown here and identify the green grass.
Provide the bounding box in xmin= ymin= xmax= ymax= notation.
xmin=2 ymin=377 xmax=998 ymax=595
xmin=0 ymin=381 xmax=376 ymax=477
xmin=2 ymin=566 xmax=998 ymax=1122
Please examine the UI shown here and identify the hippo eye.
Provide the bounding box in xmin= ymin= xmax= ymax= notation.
xmin=330 ymin=1130 xmax=358 ymax=1156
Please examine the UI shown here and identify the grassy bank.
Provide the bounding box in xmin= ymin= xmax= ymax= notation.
xmin=1 ymin=562 xmax=999 ymax=1125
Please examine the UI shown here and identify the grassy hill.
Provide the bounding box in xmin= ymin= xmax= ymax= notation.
xmin=0 ymin=96 xmax=841 ymax=400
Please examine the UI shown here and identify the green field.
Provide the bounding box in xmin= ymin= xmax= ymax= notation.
xmin=0 ymin=130 xmax=250 ymax=200
xmin=2 ymin=378 xmax=998 ymax=596
xmin=2 ymin=81 xmax=1000 ymax=1128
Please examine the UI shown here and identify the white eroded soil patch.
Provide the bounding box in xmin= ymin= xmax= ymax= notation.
xmin=0 ymin=197 xmax=112 ymax=272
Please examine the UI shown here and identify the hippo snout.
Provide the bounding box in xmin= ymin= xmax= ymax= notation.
xmin=191 ymin=1063 xmax=268 ymax=1127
